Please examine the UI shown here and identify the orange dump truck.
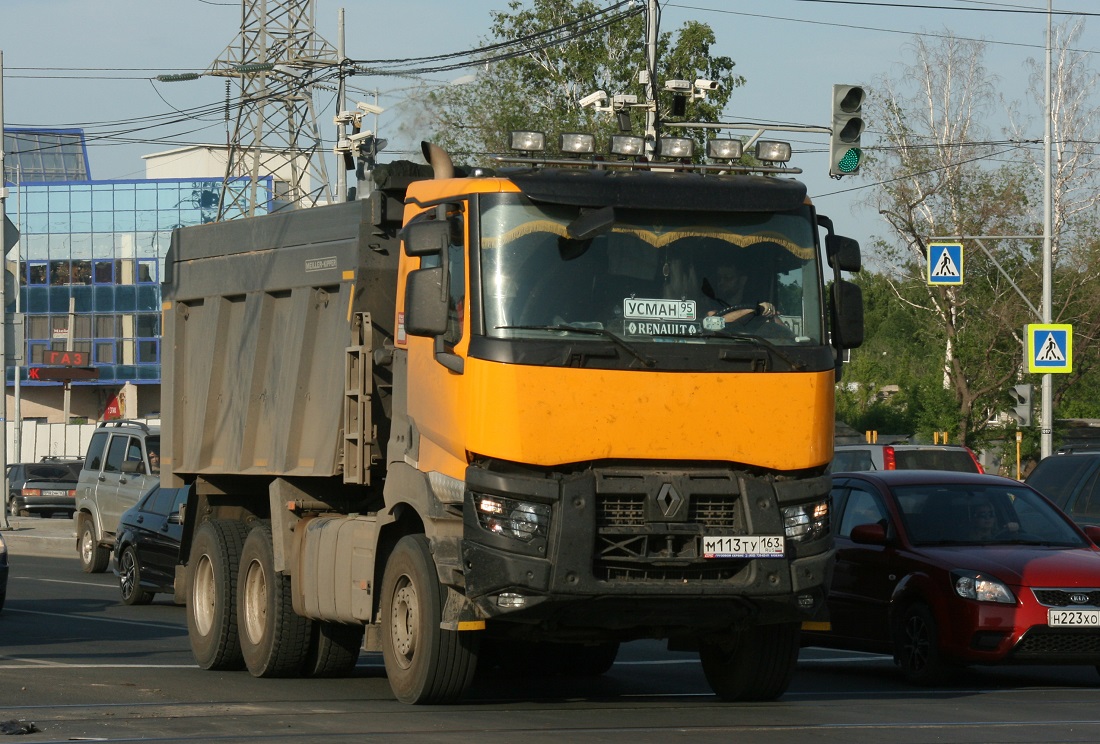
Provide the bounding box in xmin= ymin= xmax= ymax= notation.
xmin=163 ymin=136 xmax=863 ymax=703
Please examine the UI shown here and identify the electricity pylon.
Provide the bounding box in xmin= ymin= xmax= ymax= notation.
xmin=208 ymin=0 xmax=340 ymax=219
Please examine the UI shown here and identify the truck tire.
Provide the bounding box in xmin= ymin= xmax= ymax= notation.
xmin=237 ymin=523 xmax=312 ymax=677
xmin=380 ymin=534 xmax=478 ymax=704
xmin=187 ymin=519 xmax=250 ymax=671
xmin=699 ymin=621 xmax=800 ymax=701
xmin=119 ymin=544 xmax=154 ymax=606
xmin=303 ymin=621 xmax=364 ymax=678
xmin=78 ymin=516 xmax=110 ymax=574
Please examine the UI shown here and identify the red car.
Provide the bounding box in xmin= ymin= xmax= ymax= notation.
xmin=805 ymin=470 xmax=1100 ymax=684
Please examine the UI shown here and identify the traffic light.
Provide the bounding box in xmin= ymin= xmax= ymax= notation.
xmin=1008 ymin=383 xmax=1033 ymax=427
xmin=829 ymin=84 xmax=865 ymax=177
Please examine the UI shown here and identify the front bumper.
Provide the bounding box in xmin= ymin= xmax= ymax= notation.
xmin=460 ymin=463 xmax=833 ymax=632
xmin=943 ymin=588 xmax=1100 ymax=665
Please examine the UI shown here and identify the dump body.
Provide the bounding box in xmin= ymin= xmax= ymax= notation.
xmin=163 ymin=198 xmax=398 ymax=486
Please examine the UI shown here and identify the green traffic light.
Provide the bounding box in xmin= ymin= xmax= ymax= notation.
xmin=837 ymin=148 xmax=862 ymax=173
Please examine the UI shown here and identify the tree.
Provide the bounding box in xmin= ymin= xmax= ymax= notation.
xmin=414 ymin=0 xmax=744 ymax=161
xmin=858 ymin=32 xmax=1036 ymax=447
xmin=1010 ymin=20 xmax=1100 ymax=417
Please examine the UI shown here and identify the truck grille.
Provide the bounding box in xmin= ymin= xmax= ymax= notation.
xmin=593 ymin=469 xmax=745 ymax=581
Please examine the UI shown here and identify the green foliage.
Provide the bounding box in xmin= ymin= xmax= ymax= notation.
xmin=420 ymin=0 xmax=744 ymax=162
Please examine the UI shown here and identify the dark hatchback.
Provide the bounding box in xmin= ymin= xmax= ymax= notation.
xmin=805 ymin=470 xmax=1100 ymax=684
xmin=6 ymin=459 xmax=83 ymax=518
xmin=113 ymin=484 xmax=187 ymax=605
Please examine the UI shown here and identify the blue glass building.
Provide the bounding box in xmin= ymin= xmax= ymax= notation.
xmin=3 ymin=127 xmax=271 ymax=419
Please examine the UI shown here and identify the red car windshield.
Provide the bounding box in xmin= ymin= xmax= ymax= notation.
xmin=893 ymin=483 xmax=1085 ymax=547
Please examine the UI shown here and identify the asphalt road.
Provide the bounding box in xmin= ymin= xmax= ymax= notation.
xmin=3 ymin=516 xmax=1100 ymax=743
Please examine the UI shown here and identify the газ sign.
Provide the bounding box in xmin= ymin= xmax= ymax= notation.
xmin=42 ymin=350 xmax=89 ymax=366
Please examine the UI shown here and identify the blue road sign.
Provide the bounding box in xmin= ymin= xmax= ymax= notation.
xmin=1027 ymin=324 xmax=1072 ymax=373
xmin=928 ymin=243 xmax=963 ymax=285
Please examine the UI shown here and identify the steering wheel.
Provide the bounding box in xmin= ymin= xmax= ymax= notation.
xmin=714 ymin=303 xmax=758 ymax=318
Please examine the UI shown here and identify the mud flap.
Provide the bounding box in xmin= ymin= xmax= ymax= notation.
xmin=439 ymin=585 xmax=485 ymax=631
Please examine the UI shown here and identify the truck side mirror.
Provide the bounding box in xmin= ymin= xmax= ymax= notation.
xmin=403 ymin=221 xmax=449 ymax=257
xmin=826 ymin=234 xmax=861 ymax=272
xmin=404 ymin=266 xmax=448 ymax=337
xmin=830 ymin=279 xmax=864 ymax=350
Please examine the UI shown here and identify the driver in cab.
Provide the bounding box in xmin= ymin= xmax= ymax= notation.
xmin=704 ymin=257 xmax=780 ymax=326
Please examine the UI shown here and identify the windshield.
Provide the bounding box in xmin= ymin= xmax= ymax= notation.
xmin=479 ymin=195 xmax=823 ymax=347
xmin=894 ymin=483 xmax=1086 ymax=547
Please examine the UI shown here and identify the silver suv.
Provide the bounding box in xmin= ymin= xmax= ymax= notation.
xmin=75 ymin=420 xmax=161 ymax=573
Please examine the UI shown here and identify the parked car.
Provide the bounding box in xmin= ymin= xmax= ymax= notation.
xmin=0 ymin=530 xmax=8 ymax=612
xmin=6 ymin=458 xmax=83 ymax=518
xmin=75 ymin=420 xmax=161 ymax=573
xmin=830 ymin=443 xmax=983 ymax=474
xmin=113 ymin=484 xmax=187 ymax=605
xmin=1024 ymin=445 xmax=1100 ymax=529
xmin=804 ymin=470 xmax=1100 ymax=684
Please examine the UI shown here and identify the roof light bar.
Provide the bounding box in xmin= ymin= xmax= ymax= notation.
xmin=657 ymin=137 xmax=694 ymax=159
xmin=559 ymin=132 xmax=596 ymax=154
xmin=509 ymin=131 xmax=546 ymax=152
xmin=706 ymin=138 xmax=743 ymax=161
xmin=609 ymin=134 xmax=645 ymax=157
xmin=755 ymin=140 xmax=792 ymax=163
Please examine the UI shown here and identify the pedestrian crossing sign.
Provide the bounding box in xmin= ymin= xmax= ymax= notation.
xmin=927 ymin=243 xmax=963 ymax=285
xmin=1027 ymin=324 xmax=1072 ymax=373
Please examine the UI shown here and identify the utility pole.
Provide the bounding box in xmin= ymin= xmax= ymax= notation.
xmin=335 ymin=8 xmax=347 ymax=203
xmin=1040 ymin=0 xmax=1053 ymax=459
xmin=643 ymin=0 xmax=659 ymax=155
xmin=209 ymin=0 xmax=340 ymax=219
xmin=0 ymin=50 xmax=9 ymax=531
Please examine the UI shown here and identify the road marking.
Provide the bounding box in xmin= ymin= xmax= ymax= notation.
xmin=13 ymin=576 xmax=116 ymax=589
xmin=2 ymin=608 xmax=184 ymax=630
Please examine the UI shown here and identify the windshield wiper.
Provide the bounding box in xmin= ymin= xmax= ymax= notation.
xmin=700 ymin=329 xmax=805 ymax=370
xmin=495 ymin=325 xmax=656 ymax=368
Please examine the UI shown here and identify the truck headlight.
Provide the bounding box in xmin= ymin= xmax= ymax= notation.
xmin=475 ymin=495 xmax=551 ymax=542
xmin=782 ymin=499 xmax=830 ymax=542
xmin=952 ymin=571 xmax=1016 ymax=604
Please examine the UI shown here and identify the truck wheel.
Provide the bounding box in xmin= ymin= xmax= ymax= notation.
xmin=237 ymin=523 xmax=312 ymax=677
xmin=187 ymin=519 xmax=250 ymax=671
xmin=303 ymin=621 xmax=364 ymax=678
xmin=119 ymin=545 xmax=154 ymax=606
xmin=78 ymin=517 xmax=110 ymax=574
xmin=699 ymin=622 xmax=800 ymax=701
xmin=380 ymin=534 xmax=478 ymax=703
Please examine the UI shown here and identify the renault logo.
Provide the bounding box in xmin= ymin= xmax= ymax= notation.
xmin=656 ymin=483 xmax=683 ymax=518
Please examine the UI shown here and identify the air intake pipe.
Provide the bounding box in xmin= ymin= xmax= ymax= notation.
xmin=421 ymin=141 xmax=455 ymax=180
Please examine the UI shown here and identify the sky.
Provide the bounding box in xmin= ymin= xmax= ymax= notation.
xmin=1 ymin=0 xmax=1097 ymax=253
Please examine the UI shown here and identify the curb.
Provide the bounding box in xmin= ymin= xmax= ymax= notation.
xmin=1 ymin=518 xmax=78 ymax=559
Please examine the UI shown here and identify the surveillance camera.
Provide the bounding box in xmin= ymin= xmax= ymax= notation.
xmin=333 ymin=111 xmax=357 ymax=125
xmin=580 ymin=90 xmax=608 ymax=108
xmin=347 ymin=129 xmax=376 ymax=144
xmin=664 ymin=79 xmax=692 ymax=94
xmin=694 ymin=79 xmax=719 ymax=91
xmin=356 ymin=101 xmax=385 ymax=116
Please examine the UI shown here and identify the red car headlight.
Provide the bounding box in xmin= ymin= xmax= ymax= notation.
xmin=952 ymin=570 xmax=1016 ymax=604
